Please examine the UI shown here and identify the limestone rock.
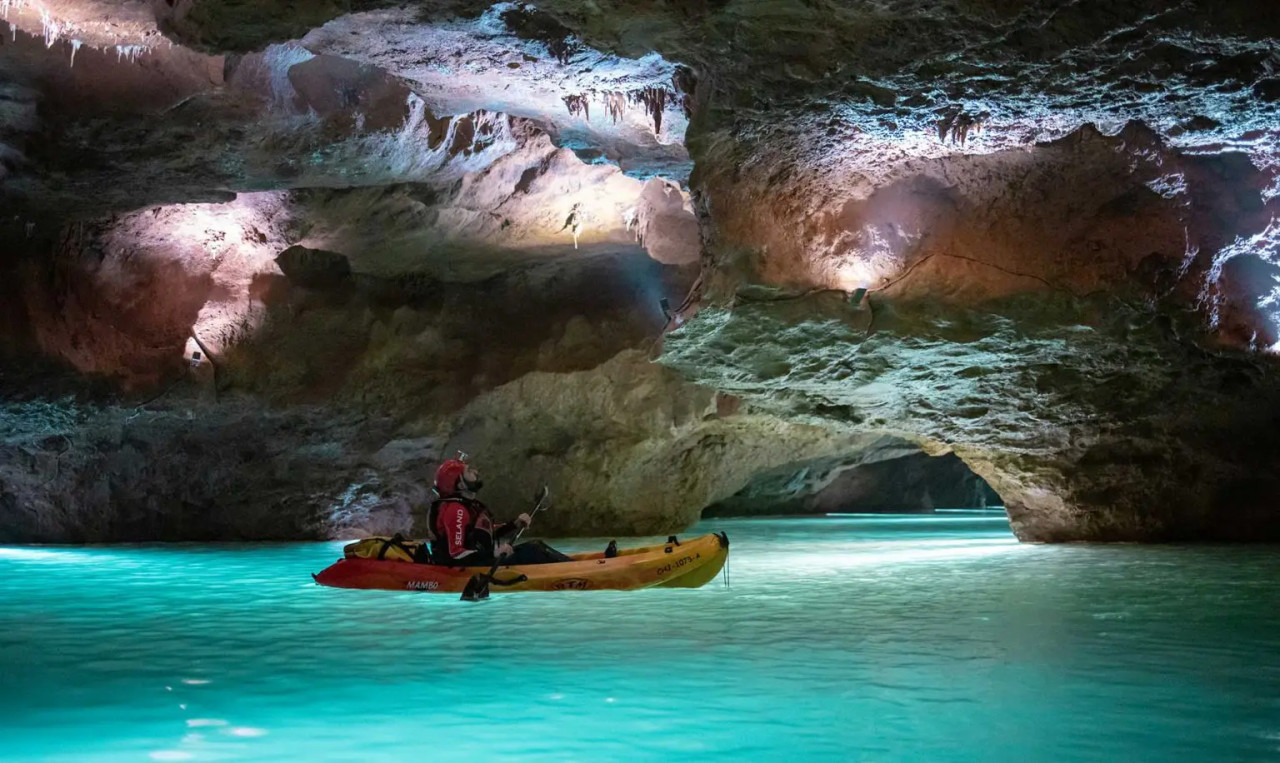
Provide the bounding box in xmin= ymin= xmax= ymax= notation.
xmin=660 ymin=292 xmax=1280 ymax=541
xmin=436 ymin=350 xmax=903 ymax=534
xmin=0 ymin=396 xmax=428 ymax=542
xmin=3 ymin=0 xmax=1279 ymax=545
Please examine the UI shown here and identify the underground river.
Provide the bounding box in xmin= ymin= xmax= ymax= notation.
xmin=2 ymin=515 xmax=1278 ymax=761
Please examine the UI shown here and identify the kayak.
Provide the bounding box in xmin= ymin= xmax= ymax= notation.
xmin=313 ymin=532 xmax=730 ymax=593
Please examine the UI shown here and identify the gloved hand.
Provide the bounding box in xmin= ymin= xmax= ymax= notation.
xmin=495 ymin=542 xmax=514 ymax=560
xmin=513 ymin=512 xmax=532 ymax=530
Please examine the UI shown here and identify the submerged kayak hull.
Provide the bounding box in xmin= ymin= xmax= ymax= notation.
xmin=313 ymin=532 xmax=729 ymax=593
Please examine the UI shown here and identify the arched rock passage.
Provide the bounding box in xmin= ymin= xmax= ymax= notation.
xmin=703 ymin=450 xmax=1001 ymax=518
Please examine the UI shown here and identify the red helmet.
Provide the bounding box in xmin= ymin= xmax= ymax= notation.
xmin=434 ymin=459 xmax=468 ymax=497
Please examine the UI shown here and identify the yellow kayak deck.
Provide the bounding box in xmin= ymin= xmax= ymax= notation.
xmin=313 ymin=532 xmax=730 ymax=593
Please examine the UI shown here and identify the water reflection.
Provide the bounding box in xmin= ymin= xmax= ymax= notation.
xmin=1 ymin=516 xmax=1278 ymax=761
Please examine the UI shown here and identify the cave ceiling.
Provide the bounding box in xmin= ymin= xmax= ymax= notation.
xmin=2 ymin=1 xmax=1276 ymax=210
xmin=2 ymin=1 xmax=1280 ymax=541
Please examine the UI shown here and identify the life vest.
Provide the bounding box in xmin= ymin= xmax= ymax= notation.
xmin=428 ymin=497 xmax=494 ymax=563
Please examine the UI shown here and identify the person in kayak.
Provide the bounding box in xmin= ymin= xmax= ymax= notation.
xmin=429 ymin=456 xmax=570 ymax=566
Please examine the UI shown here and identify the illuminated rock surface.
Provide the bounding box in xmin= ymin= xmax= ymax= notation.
xmin=2 ymin=0 xmax=1279 ymax=540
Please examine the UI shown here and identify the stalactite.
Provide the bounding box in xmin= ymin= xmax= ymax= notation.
xmin=39 ymin=7 xmax=59 ymax=48
xmin=937 ymin=109 xmax=986 ymax=146
xmin=115 ymin=44 xmax=146 ymax=64
xmin=547 ymin=37 xmax=574 ymax=66
xmin=604 ymin=92 xmax=626 ymax=124
xmin=628 ymin=87 xmax=668 ymax=134
xmin=623 ymin=207 xmax=638 ymax=239
xmin=563 ymin=93 xmax=589 ymax=122
xmin=559 ymin=203 xmax=583 ymax=249
xmin=937 ymin=112 xmax=956 ymax=143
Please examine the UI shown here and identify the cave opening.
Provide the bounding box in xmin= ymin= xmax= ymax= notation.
xmin=702 ymin=449 xmax=1006 ymax=523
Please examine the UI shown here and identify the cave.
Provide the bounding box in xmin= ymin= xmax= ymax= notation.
xmin=703 ymin=447 xmax=1002 ymax=518
xmin=2 ymin=3 xmax=1276 ymax=546
xmin=2 ymin=1 xmax=1279 ymax=758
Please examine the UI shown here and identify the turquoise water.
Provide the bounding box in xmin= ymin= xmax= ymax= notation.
xmin=2 ymin=515 xmax=1279 ymax=761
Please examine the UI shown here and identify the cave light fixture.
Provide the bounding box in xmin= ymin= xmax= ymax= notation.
xmin=831 ymin=241 xmax=906 ymax=295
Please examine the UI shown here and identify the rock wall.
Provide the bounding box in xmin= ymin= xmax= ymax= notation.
xmin=0 ymin=394 xmax=427 ymax=542
xmin=0 ymin=351 xmax=921 ymax=542
xmin=220 ymin=248 xmax=694 ymax=414
xmin=3 ymin=0 xmax=1279 ymax=543
xmin=667 ymin=121 xmax=1280 ymax=542
xmin=433 ymin=350 xmax=908 ymax=535
xmin=13 ymin=150 xmax=700 ymax=391
xmin=661 ymin=292 xmax=1280 ymax=541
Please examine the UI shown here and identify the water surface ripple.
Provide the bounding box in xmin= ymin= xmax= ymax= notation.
xmin=2 ymin=516 xmax=1278 ymax=761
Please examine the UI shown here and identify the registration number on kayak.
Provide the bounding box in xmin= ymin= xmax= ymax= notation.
xmin=406 ymin=581 xmax=440 ymax=591
xmin=656 ymin=554 xmax=697 ymax=578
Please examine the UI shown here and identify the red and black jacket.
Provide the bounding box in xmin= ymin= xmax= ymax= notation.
xmin=429 ymin=460 xmax=516 ymax=566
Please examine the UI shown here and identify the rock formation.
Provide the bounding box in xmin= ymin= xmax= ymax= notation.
xmin=704 ymin=452 xmax=1000 ymax=517
xmin=2 ymin=0 xmax=1279 ymax=541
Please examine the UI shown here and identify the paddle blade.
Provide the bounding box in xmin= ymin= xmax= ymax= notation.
xmin=533 ymin=485 xmax=549 ymax=506
xmin=460 ymin=575 xmax=490 ymax=602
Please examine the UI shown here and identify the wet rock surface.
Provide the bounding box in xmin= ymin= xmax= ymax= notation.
xmin=0 ymin=391 xmax=427 ymax=542
xmin=660 ymin=292 xmax=1280 ymax=541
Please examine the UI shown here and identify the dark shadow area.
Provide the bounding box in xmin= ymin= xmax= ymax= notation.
xmin=703 ymin=451 xmax=1002 ymax=517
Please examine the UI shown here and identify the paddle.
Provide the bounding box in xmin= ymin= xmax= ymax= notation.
xmin=460 ymin=486 xmax=550 ymax=602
